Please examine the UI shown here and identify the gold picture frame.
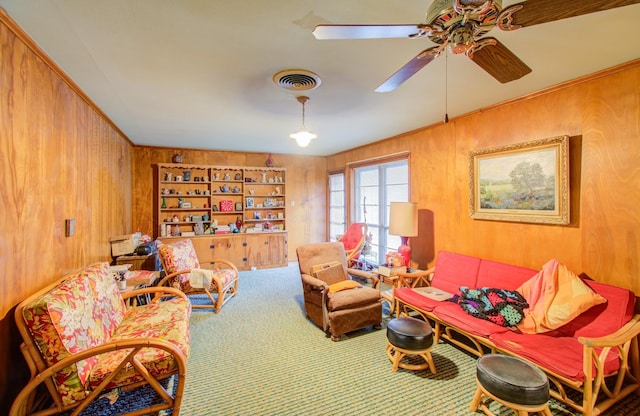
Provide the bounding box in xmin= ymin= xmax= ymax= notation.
xmin=469 ymin=135 xmax=569 ymax=225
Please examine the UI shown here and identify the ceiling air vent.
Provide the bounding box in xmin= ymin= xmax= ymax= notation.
xmin=273 ymin=69 xmax=321 ymax=92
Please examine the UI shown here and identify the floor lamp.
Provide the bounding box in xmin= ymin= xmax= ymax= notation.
xmin=389 ymin=202 xmax=418 ymax=267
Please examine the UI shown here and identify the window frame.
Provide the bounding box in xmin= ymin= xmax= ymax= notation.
xmin=348 ymin=152 xmax=411 ymax=265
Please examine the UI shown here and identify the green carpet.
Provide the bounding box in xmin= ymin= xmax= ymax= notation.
xmin=179 ymin=263 xmax=640 ymax=416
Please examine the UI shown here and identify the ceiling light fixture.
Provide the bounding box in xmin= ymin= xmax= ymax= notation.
xmin=290 ymin=96 xmax=317 ymax=147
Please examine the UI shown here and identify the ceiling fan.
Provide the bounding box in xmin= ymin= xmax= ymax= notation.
xmin=313 ymin=0 xmax=640 ymax=92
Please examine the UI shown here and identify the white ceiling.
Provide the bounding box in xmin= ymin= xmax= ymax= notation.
xmin=2 ymin=0 xmax=640 ymax=156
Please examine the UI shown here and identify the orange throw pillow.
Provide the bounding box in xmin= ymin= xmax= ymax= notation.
xmin=517 ymin=259 xmax=607 ymax=334
xmin=328 ymin=280 xmax=362 ymax=293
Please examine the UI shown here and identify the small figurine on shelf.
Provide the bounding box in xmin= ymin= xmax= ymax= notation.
xmin=173 ymin=152 xmax=183 ymax=163
xmin=266 ymin=153 xmax=274 ymax=167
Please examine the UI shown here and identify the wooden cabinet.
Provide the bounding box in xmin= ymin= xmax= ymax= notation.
xmin=159 ymin=233 xmax=288 ymax=270
xmin=156 ymin=163 xmax=287 ymax=270
xmin=245 ymin=233 xmax=288 ymax=268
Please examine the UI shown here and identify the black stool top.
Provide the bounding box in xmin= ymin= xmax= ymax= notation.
xmin=387 ymin=317 xmax=433 ymax=350
xmin=476 ymin=354 xmax=549 ymax=406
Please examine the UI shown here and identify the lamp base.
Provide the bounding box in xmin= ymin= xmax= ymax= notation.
xmin=397 ymin=236 xmax=411 ymax=267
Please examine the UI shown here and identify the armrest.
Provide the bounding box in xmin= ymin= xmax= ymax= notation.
xmin=347 ymin=268 xmax=379 ymax=288
xmin=9 ymin=337 xmax=188 ymax=416
xmin=578 ymin=314 xmax=640 ymax=348
xmin=122 ymin=286 xmax=189 ymax=303
xmin=156 ymin=269 xmax=189 ymax=287
xmin=396 ymin=267 xmax=434 ymax=288
xmin=300 ymin=273 xmax=328 ymax=290
xmin=199 ymin=258 xmax=239 ymax=273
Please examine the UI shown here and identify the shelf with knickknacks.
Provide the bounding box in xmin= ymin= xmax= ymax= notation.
xmin=156 ymin=163 xmax=286 ymax=238
xmin=157 ymin=163 xmax=288 ymax=271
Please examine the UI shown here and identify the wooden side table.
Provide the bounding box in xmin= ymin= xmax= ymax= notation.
xmin=374 ymin=268 xmax=433 ymax=317
xmin=120 ymin=270 xmax=159 ymax=307
xmin=115 ymin=253 xmax=159 ymax=271
xmin=371 ymin=270 xmax=400 ymax=317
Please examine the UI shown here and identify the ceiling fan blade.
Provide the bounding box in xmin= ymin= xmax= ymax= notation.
xmin=313 ymin=24 xmax=423 ymax=39
xmin=469 ymin=38 xmax=531 ymax=83
xmin=501 ymin=0 xmax=640 ymax=29
xmin=375 ymin=47 xmax=441 ymax=93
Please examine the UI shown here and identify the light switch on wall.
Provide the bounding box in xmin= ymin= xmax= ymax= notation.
xmin=65 ymin=218 xmax=75 ymax=237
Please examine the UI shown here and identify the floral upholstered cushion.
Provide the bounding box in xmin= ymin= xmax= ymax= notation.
xmin=158 ymin=239 xmax=200 ymax=288
xmin=89 ymin=297 xmax=191 ymax=389
xmin=21 ymin=262 xmax=126 ymax=405
xmin=182 ymin=267 xmax=237 ymax=293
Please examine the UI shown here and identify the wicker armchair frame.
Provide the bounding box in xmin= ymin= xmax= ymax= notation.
xmin=11 ymin=285 xmax=190 ymax=416
xmin=156 ymin=256 xmax=239 ymax=313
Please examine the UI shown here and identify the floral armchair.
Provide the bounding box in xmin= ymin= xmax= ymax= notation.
xmin=157 ymin=239 xmax=239 ymax=313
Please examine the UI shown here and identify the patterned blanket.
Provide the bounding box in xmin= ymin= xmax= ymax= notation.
xmin=453 ymin=287 xmax=529 ymax=327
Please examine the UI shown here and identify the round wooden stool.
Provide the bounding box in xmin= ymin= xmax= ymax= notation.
xmin=386 ymin=317 xmax=436 ymax=374
xmin=470 ymin=354 xmax=552 ymax=416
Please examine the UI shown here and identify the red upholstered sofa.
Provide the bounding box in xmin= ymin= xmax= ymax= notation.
xmin=394 ymin=251 xmax=640 ymax=416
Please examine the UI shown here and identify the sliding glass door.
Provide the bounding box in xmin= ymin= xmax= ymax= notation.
xmin=354 ymin=160 xmax=409 ymax=265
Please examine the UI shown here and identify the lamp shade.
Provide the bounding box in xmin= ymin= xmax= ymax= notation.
xmin=389 ymin=202 xmax=418 ymax=237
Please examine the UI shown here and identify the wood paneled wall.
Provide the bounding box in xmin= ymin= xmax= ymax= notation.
xmin=132 ymin=147 xmax=328 ymax=262
xmin=0 ymin=11 xmax=133 ymax=413
xmin=328 ymin=61 xmax=640 ymax=295
xmin=2 ymin=4 xmax=639 ymax=413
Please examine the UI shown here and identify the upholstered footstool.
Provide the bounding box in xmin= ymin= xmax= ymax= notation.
xmin=386 ymin=317 xmax=436 ymax=374
xmin=470 ymin=354 xmax=552 ymax=416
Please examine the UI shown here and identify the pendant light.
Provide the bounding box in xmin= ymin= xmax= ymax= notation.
xmin=290 ymin=96 xmax=317 ymax=147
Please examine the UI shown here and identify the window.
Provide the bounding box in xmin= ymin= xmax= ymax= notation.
xmin=328 ymin=172 xmax=345 ymax=241
xmin=354 ymin=159 xmax=409 ymax=265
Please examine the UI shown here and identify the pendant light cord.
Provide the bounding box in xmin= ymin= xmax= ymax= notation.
xmin=444 ymin=51 xmax=449 ymax=124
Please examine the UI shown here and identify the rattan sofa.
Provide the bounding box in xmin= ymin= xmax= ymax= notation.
xmin=10 ymin=262 xmax=191 ymax=416
xmin=394 ymin=251 xmax=640 ymax=416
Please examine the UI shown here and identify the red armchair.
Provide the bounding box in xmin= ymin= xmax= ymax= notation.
xmin=337 ymin=222 xmax=368 ymax=267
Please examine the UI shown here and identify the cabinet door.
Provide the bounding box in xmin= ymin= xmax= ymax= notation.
xmin=245 ymin=233 xmax=287 ymax=268
xmin=190 ymin=236 xmax=241 ymax=266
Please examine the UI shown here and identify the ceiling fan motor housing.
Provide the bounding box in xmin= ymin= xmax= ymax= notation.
xmin=426 ymin=0 xmax=502 ymax=47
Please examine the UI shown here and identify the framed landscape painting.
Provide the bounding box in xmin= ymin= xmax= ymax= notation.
xmin=469 ymin=135 xmax=570 ymax=225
